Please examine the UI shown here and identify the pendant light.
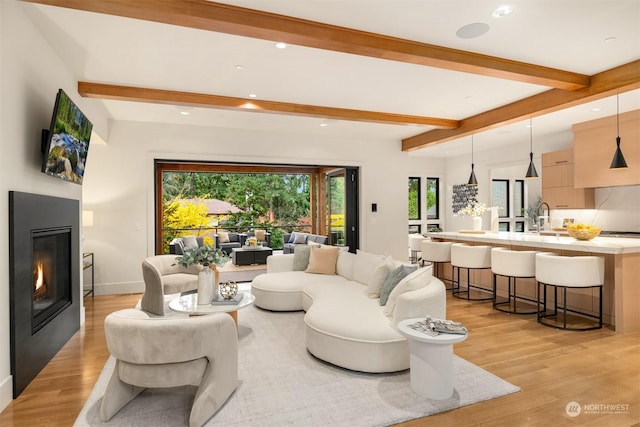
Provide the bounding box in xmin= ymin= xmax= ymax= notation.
xmin=525 ymin=118 xmax=539 ymax=178
xmin=610 ymin=94 xmax=628 ymax=169
xmin=467 ymin=135 xmax=478 ymax=186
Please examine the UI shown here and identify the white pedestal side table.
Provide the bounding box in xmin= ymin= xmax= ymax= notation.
xmin=397 ymin=318 xmax=468 ymax=399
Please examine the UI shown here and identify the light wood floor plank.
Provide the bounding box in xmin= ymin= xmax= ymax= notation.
xmin=0 ymin=292 xmax=638 ymax=426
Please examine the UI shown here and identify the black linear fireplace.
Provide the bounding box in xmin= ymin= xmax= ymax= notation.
xmin=9 ymin=191 xmax=80 ymax=397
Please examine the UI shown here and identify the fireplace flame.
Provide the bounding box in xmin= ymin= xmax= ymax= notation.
xmin=35 ymin=262 xmax=44 ymax=291
xmin=34 ymin=262 xmax=48 ymax=302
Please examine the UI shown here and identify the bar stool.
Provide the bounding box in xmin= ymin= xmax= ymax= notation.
xmin=408 ymin=234 xmax=425 ymax=264
xmin=450 ymin=243 xmax=492 ymax=301
xmin=491 ymin=247 xmax=538 ymax=314
xmin=421 ymin=240 xmax=454 ymax=290
xmin=535 ymin=253 xmax=604 ymax=330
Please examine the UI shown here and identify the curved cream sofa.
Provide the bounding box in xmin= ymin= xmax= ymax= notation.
xmin=251 ymin=250 xmax=446 ymax=373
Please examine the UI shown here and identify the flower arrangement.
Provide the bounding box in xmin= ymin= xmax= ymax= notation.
xmin=174 ymin=244 xmax=229 ymax=268
xmin=455 ymin=201 xmax=489 ymax=217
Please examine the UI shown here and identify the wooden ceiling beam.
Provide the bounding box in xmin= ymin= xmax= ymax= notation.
xmin=24 ymin=0 xmax=589 ymax=90
xmin=402 ymin=60 xmax=640 ymax=152
xmin=77 ymin=81 xmax=459 ymax=128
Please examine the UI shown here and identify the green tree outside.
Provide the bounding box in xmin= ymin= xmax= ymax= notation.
xmin=162 ymin=172 xmax=311 ymax=251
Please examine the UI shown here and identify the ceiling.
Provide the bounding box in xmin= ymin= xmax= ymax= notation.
xmin=20 ymin=0 xmax=640 ymax=158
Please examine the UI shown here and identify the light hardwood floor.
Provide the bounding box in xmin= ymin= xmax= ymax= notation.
xmin=1 ymin=292 xmax=638 ymax=427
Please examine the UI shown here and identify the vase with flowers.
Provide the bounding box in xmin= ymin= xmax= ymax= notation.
xmin=454 ymin=201 xmax=489 ymax=231
xmin=174 ymin=245 xmax=229 ymax=305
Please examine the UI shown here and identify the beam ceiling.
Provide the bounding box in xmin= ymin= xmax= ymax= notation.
xmin=24 ymin=0 xmax=589 ymax=90
xmin=403 ymin=60 xmax=640 ymax=151
xmin=77 ymin=82 xmax=459 ymax=128
xmin=24 ymin=0 xmax=639 ymax=152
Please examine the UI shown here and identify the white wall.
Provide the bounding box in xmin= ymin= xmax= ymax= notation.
xmin=81 ymin=121 xmax=412 ymax=295
xmin=0 ymin=1 xmax=110 ymax=410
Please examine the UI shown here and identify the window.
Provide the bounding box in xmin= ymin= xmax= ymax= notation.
xmin=492 ymin=179 xmax=509 ymax=217
xmin=514 ymin=180 xmax=524 ymax=217
xmin=408 ymin=177 xmax=420 ymax=220
xmin=408 ymin=224 xmax=421 ymax=234
xmin=426 ymin=178 xmax=440 ymax=220
xmin=499 ymin=222 xmax=510 ymax=232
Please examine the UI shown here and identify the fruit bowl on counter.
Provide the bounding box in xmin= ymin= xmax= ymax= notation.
xmin=566 ymin=223 xmax=601 ymax=240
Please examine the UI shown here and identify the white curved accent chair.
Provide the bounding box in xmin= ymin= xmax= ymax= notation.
xmin=491 ymin=247 xmax=539 ymax=314
xmin=141 ymin=255 xmax=201 ymax=315
xmin=421 ymin=240 xmax=453 ymax=289
xmin=408 ymin=234 xmax=425 ymax=264
xmin=535 ymin=253 xmax=604 ymax=330
xmin=99 ymin=309 xmax=238 ymax=427
xmin=450 ymin=243 xmax=492 ymax=301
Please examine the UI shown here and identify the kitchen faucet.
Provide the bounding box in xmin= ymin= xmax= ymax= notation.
xmin=537 ymin=201 xmax=551 ymax=234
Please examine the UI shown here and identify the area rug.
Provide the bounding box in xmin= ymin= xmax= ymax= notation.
xmin=74 ymin=306 xmax=519 ymax=427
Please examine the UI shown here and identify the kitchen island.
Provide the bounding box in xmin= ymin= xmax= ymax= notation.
xmin=429 ymin=231 xmax=640 ymax=333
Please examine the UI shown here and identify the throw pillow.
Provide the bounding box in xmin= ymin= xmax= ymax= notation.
xmin=352 ymin=250 xmax=385 ymax=285
xmin=305 ymin=245 xmax=340 ymax=275
xmin=383 ymin=266 xmax=432 ymax=317
xmin=294 ymin=232 xmax=309 ymax=244
xmin=217 ymin=231 xmax=230 ymax=244
xmin=288 ymin=232 xmax=296 ymax=243
xmin=366 ymin=256 xmax=395 ymax=298
xmin=293 ymin=245 xmax=312 ymax=271
xmin=182 ymin=235 xmax=198 ymax=249
xmin=335 ymin=251 xmax=356 ymax=280
xmin=255 ymin=229 xmax=266 ymax=241
xmin=379 ymin=265 xmax=417 ymax=305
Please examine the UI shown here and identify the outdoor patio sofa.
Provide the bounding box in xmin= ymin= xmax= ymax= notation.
xmin=282 ymin=232 xmax=328 ymax=254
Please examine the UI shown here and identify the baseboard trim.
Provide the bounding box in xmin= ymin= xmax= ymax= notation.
xmin=94 ymin=281 xmax=144 ymax=296
xmin=0 ymin=374 xmax=13 ymax=413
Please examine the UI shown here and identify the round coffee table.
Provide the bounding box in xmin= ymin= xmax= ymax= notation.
xmin=169 ymin=292 xmax=255 ymax=326
xmin=397 ymin=317 xmax=468 ymax=399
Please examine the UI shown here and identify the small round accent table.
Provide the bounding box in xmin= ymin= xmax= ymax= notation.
xmin=397 ymin=318 xmax=468 ymax=400
xmin=169 ymin=292 xmax=255 ymax=326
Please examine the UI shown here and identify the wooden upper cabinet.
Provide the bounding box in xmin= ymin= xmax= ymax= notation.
xmin=573 ymin=110 xmax=640 ymax=188
xmin=542 ymin=149 xmax=595 ymax=209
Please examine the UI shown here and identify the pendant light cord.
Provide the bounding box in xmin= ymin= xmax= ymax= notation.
xmin=530 ymin=118 xmax=533 ymax=151
xmin=617 ymin=94 xmax=620 ymax=136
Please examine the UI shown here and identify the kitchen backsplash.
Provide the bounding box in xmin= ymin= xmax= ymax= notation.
xmin=549 ymin=185 xmax=640 ymax=231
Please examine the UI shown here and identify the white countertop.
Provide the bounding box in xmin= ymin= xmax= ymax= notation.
xmin=430 ymin=231 xmax=640 ymax=254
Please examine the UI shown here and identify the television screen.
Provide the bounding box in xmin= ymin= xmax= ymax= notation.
xmin=41 ymin=89 xmax=93 ymax=185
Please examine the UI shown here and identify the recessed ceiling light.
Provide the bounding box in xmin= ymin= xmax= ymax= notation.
xmin=179 ymin=111 xmax=190 ymax=116
xmin=249 ymin=93 xmax=257 ymax=98
xmin=492 ymin=5 xmax=515 ymax=18
xmin=275 ymin=42 xmax=287 ymax=49
xmin=591 ymin=107 xmax=602 ymax=112
xmin=234 ymin=64 xmax=244 ymax=70
xmin=456 ymin=23 xmax=490 ymax=39
xmin=604 ymin=37 xmax=617 ymax=43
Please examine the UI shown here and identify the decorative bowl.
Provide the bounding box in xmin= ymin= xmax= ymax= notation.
xmin=219 ymin=280 xmax=239 ymax=299
xmin=566 ymin=224 xmax=601 ymax=240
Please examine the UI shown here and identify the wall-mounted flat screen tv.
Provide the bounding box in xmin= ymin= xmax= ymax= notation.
xmin=41 ymin=89 xmax=93 ymax=185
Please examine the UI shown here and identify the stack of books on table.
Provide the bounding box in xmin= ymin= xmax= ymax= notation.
xmin=211 ymin=293 xmax=243 ymax=305
xmin=408 ymin=316 xmax=468 ymax=336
